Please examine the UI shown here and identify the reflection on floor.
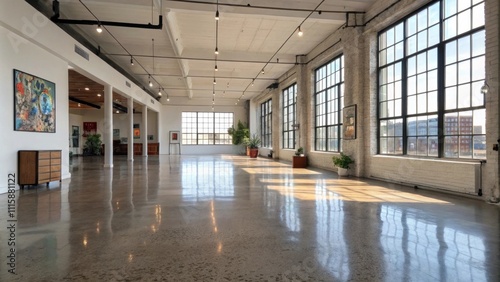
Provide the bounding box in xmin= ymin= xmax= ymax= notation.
xmin=0 ymin=155 xmax=499 ymax=281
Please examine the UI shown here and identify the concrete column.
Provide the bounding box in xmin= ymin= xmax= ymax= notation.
xmin=157 ymin=110 xmax=161 ymax=154
xmin=296 ymin=58 xmax=309 ymax=153
xmin=142 ymin=104 xmax=148 ymax=157
xmin=103 ymin=85 xmax=113 ymax=168
xmin=484 ymin=0 xmax=500 ymax=202
xmin=127 ymin=97 xmax=134 ymax=161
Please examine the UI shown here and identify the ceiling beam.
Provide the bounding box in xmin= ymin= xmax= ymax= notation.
xmin=164 ymin=0 xmax=363 ymax=23
xmin=69 ymin=96 xmax=101 ymax=109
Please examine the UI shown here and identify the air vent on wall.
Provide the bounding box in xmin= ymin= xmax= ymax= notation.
xmin=125 ymin=81 xmax=131 ymax=88
xmin=267 ymin=82 xmax=279 ymax=89
xmin=74 ymin=45 xmax=89 ymax=61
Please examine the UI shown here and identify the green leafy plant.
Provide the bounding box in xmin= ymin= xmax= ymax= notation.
xmin=228 ymin=120 xmax=250 ymax=145
xmin=247 ymin=134 xmax=261 ymax=149
xmin=295 ymin=147 xmax=304 ymax=156
xmin=84 ymin=133 xmax=102 ymax=156
xmin=332 ymin=152 xmax=354 ymax=169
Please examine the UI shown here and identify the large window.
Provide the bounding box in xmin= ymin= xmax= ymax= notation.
xmin=283 ymin=84 xmax=297 ymax=149
xmin=261 ymin=99 xmax=272 ymax=148
xmin=378 ymin=0 xmax=485 ymax=159
xmin=314 ymin=55 xmax=344 ymax=152
xmin=181 ymin=112 xmax=233 ymax=145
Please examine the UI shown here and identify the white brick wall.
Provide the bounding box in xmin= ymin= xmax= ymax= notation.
xmin=249 ymin=0 xmax=499 ymax=199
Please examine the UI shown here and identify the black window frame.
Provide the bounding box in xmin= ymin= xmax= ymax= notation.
xmin=314 ymin=54 xmax=344 ymax=152
xmin=377 ymin=0 xmax=486 ymax=159
xmin=260 ymin=99 xmax=272 ymax=148
xmin=181 ymin=112 xmax=234 ymax=145
xmin=282 ymin=83 xmax=297 ymax=149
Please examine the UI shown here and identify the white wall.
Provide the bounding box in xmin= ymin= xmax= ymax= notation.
xmin=0 ymin=0 xmax=162 ymax=193
xmin=160 ymin=104 xmax=248 ymax=155
xmin=0 ymin=25 xmax=70 ymax=194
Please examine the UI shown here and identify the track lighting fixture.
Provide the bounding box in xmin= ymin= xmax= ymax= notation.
xmin=297 ymin=26 xmax=303 ymax=36
xmin=96 ymin=24 xmax=103 ymax=33
xmin=215 ymin=64 xmax=218 ymax=71
xmin=251 ymin=80 xmax=254 ymax=86
xmin=167 ymin=96 xmax=170 ymax=102
xmin=213 ymin=78 xmax=217 ymax=85
xmin=130 ymin=56 xmax=134 ymax=65
xmin=261 ymin=69 xmax=265 ymax=74
xmin=149 ymin=75 xmax=153 ymax=87
xmin=215 ymin=47 xmax=219 ymax=55
xmin=215 ymin=10 xmax=220 ymax=21
xmin=158 ymin=88 xmax=162 ymax=96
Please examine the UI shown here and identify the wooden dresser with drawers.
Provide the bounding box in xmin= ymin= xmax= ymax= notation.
xmin=18 ymin=150 xmax=61 ymax=189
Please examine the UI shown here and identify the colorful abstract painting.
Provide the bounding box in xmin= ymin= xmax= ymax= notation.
xmin=14 ymin=69 xmax=56 ymax=132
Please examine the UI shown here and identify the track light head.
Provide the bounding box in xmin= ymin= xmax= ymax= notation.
xmin=215 ymin=10 xmax=220 ymax=21
xmin=215 ymin=64 xmax=218 ymax=71
xmin=96 ymin=24 xmax=103 ymax=33
xmin=215 ymin=47 xmax=219 ymax=55
xmin=130 ymin=56 xmax=134 ymax=66
xmin=297 ymin=26 xmax=303 ymax=36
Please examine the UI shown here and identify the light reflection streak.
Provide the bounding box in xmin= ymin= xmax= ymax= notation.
xmin=261 ymin=178 xmax=450 ymax=204
xmin=380 ymin=206 xmax=487 ymax=281
xmin=315 ymin=183 xmax=350 ymax=280
xmin=182 ymin=160 xmax=234 ymax=200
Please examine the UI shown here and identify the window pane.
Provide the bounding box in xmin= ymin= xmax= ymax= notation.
xmin=378 ymin=0 xmax=484 ymax=159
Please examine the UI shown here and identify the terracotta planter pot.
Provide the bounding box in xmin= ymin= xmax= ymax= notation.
xmin=292 ymin=156 xmax=308 ymax=168
xmin=249 ymin=148 xmax=259 ymax=158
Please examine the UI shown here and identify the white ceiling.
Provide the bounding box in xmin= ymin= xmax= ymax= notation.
xmin=48 ymin=0 xmax=377 ymax=105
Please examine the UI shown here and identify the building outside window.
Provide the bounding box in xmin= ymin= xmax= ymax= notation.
xmin=181 ymin=112 xmax=233 ymax=145
xmin=283 ymin=84 xmax=297 ymax=149
xmin=314 ymin=55 xmax=344 ymax=152
xmin=261 ymin=99 xmax=272 ymax=148
xmin=378 ymin=0 xmax=485 ymax=159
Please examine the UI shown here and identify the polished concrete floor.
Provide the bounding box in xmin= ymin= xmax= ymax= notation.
xmin=1 ymin=155 xmax=499 ymax=281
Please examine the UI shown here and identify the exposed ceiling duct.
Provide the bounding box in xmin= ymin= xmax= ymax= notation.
xmin=50 ymin=0 xmax=163 ymax=30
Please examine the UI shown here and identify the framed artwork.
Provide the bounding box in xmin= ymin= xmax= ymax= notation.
xmin=133 ymin=124 xmax=140 ymax=139
xmin=83 ymin=122 xmax=97 ymax=137
xmin=14 ymin=69 xmax=56 ymax=132
xmin=72 ymin=126 xmax=79 ymax=148
xmin=343 ymin=104 xmax=357 ymax=140
xmin=170 ymin=131 xmax=180 ymax=144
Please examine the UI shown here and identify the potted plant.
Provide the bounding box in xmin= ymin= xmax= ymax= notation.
xmin=228 ymin=120 xmax=250 ymax=145
xmin=247 ymin=134 xmax=261 ymax=158
xmin=332 ymin=152 xmax=354 ymax=176
xmin=293 ymin=147 xmax=307 ymax=168
xmin=228 ymin=120 xmax=250 ymax=155
xmin=83 ymin=133 xmax=102 ymax=156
